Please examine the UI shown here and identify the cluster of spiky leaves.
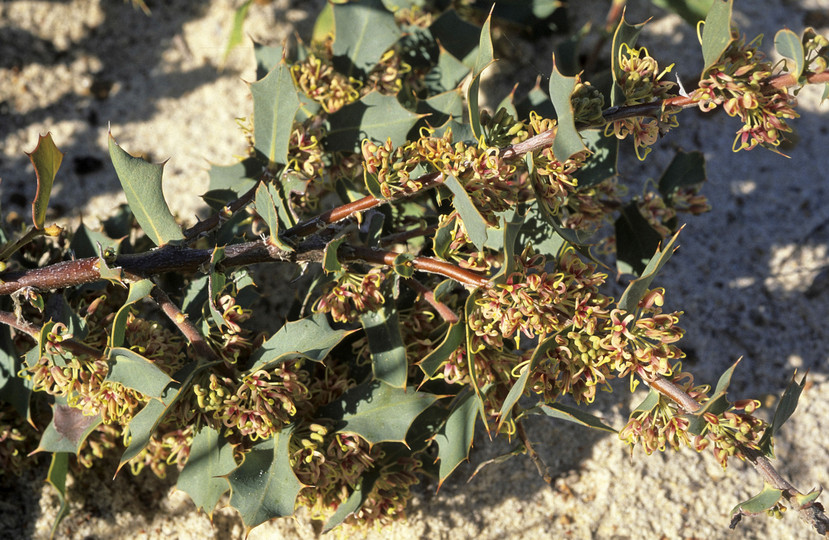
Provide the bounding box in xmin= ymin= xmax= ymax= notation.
xmin=1 ymin=0 xmax=828 ymax=536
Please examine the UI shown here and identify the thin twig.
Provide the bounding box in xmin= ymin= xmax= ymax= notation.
xmin=516 ymin=420 xmax=552 ymax=484
xmin=149 ymin=287 xmax=221 ymax=364
xmin=0 ymin=310 xmax=104 ymax=359
xmin=405 ymin=278 xmax=459 ymax=324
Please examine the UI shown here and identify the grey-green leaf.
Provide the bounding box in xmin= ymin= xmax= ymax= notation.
xmin=108 ymin=134 xmax=184 ymax=246
xmin=443 ymin=174 xmax=489 ymax=250
xmin=106 ymin=347 xmax=174 ymax=399
xmin=229 ymin=425 xmax=303 ymax=529
xmin=177 ymin=426 xmax=237 ymax=517
xmin=434 ymin=390 xmax=479 ymax=485
xmin=251 ymin=61 xmax=301 ymax=168
xmin=26 ymin=132 xmax=63 ymax=230
xmin=700 ymin=0 xmax=735 ymax=74
xmin=775 ymin=28 xmax=805 ymax=81
xmin=360 ymin=304 xmax=408 ymax=388
xmin=549 ymin=59 xmax=588 ymax=161
xmin=246 ymin=312 xmax=354 ymax=373
xmin=321 ymin=380 xmax=439 ymax=446
xmin=617 ymin=229 xmax=682 ymax=312
xmin=325 ymin=91 xmax=423 ymax=152
xmin=332 ymin=0 xmax=401 ymax=78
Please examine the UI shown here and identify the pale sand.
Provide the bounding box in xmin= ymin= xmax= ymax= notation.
xmin=1 ymin=1 xmax=827 ymax=539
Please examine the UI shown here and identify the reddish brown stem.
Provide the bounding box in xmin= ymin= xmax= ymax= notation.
xmin=341 ymin=245 xmax=490 ymax=289
xmin=405 ymin=278 xmax=459 ymax=324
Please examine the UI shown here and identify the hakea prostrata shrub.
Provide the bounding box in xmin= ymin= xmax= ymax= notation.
xmin=1 ymin=0 xmax=828 ymax=537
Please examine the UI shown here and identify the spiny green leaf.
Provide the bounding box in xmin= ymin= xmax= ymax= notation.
xmin=416 ymin=89 xmax=464 ymax=129
xmin=110 ymin=279 xmax=154 ymax=348
xmin=35 ymin=396 xmax=102 ymax=454
xmin=730 ymin=483 xmax=783 ymax=516
xmin=533 ymin=402 xmax=617 ymax=433
xmin=332 ymin=0 xmax=401 ymax=78
xmin=229 ymin=425 xmax=303 ymax=529
xmin=418 ymin=322 xmax=465 ymax=378
xmin=464 ymin=292 xmax=488 ymax=426
xmin=106 ymin=347 xmax=174 ymax=399
xmin=323 ymin=236 xmax=346 ymax=274
xmin=247 ymin=312 xmax=354 ymax=373
xmin=775 ymin=28 xmax=805 ymax=81
xmin=326 ymin=91 xmax=423 ymax=152
xmin=617 ymin=228 xmax=681 ymax=312
xmin=658 ymin=150 xmax=706 ymax=201
xmin=423 ymin=46 xmax=470 ymax=95
xmin=428 ymin=10 xmax=481 ymax=67
xmin=610 ymin=12 xmax=647 ymax=106
xmin=26 ymin=132 xmax=63 ymax=230
xmin=108 ymin=134 xmax=184 ymax=246
xmin=443 ymin=174 xmax=489 ymax=250
xmin=321 ymin=380 xmax=439 ymax=446
xmin=392 ymin=252 xmax=415 ymax=278
xmin=207 ymin=157 xmax=263 ymax=197
xmin=251 ymin=60 xmax=301 ymax=169
xmin=46 ymin=452 xmax=70 ymax=538
xmin=434 ymin=390 xmax=479 ymax=485
xmin=177 ymin=426 xmax=237 ymax=517
xmin=700 ymin=0 xmax=735 ymax=74
xmin=549 ymin=58 xmax=588 ymax=160
xmin=360 ymin=304 xmax=408 ymax=388
xmin=208 ymin=246 xmax=228 ymax=331
xmin=758 ymin=371 xmax=807 ymax=457
xmin=488 ymin=208 xmax=524 ymax=284
xmin=467 ymin=10 xmax=495 ymax=140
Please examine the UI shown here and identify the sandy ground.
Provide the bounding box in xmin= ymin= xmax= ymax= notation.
xmin=1 ymin=0 xmax=829 ymax=539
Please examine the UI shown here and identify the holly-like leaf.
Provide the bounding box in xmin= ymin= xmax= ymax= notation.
xmin=325 ymin=91 xmax=423 ymax=152
xmin=428 ymin=10 xmax=481 ymax=67
xmin=177 ymin=426 xmax=237 ymax=517
xmin=418 ymin=322 xmax=465 ymax=378
xmin=775 ymin=28 xmax=805 ymax=81
xmin=687 ymin=359 xmax=741 ymax=435
xmin=467 ymin=10 xmax=495 ymax=141
xmin=549 ymin=59 xmax=588 ymax=161
xmin=246 ymin=312 xmax=354 ymax=373
xmin=108 ymin=133 xmax=184 ymax=246
xmin=423 ymin=47 xmax=470 ymax=95
xmin=207 ymin=157 xmax=264 ymax=197
xmin=360 ymin=304 xmax=408 ymax=388
xmin=110 ymin=279 xmax=154 ymax=348
xmin=443 ymin=174 xmax=489 ymax=250
xmin=700 ymin=0 xmax=735 ymax=75
xmin=416 ymin=89 xmax=464 ymax=129
xmin=332 ymin=0 xmax=401 ymax=78
xmin=105 ymin=347 xmax=174 ymax=399
xmin=69 ymin=222 xmax=122 ymax=259
xmin=321 ymin=380 xmax=439 ymax=446
xmin=26 ymin=132 xmax=64 ymax=230
xmin=46 ymin=452 xmax=70 ymax=538
xmin=730 ymin=483 xmax=783 ymax=517
xmin=488 ymin=208 xmax=524 ymax=284
xmin=617 ymin=228 xmax=681 ymax=312
xmin=657 ymin=150 xmax=706 ymax=201
xmin=532 ymin=402 xmax=617 ymax=433
xmin=35 ymin=396 xmax=102 ymax=454
xmin=434 ymin=390 xmax=479 ymax=486
xmin=251 ymin=60 xmax=301 ymax=168
xmin=229 ymin=425 xmax=303 ymax=530
xmin=757 ymin=371 xmax=807 ymax=457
